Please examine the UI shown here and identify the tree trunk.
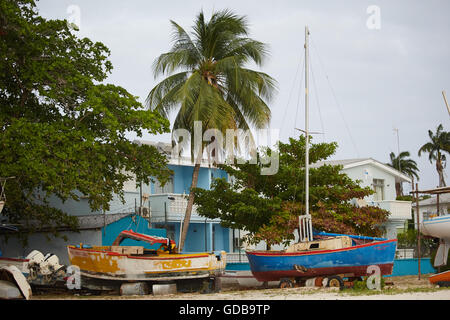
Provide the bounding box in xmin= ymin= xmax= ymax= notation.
xmin=178 ymin=162 xmax=201 ymax=252
xmin=395 ymin=182 xmax=402 ymax=198
xmin=436 ymin=158 xmax=446 ymax=187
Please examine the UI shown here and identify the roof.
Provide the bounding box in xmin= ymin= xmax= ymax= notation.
xmin=0 ymin=212 xmax=133 ymax=233
xmin=77 ymin=212 xmax=132 ymax=229
xmin=411 ymin=186 xmax=450 ymax=195
xmin=412 ymin=193 xmax=450 ymax=207
xmin=311 ymin=158 xmax=412 ymax=183
xmin=134 ymin=139 xmax=221 ymax=168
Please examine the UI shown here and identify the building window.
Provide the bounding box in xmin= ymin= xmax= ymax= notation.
xmin=232 ymin=229 xmax=242 ymax=253
xmin=373 ymin=179 xmax=384 ymax=201
xmin=154 ymin=177 xmax=174 ymax=194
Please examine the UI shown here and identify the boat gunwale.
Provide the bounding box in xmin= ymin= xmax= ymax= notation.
xmin=0 ymin=257 xmax=29 ymax=263
xmin=423 ymin=218 xmax=450 ymax=225
xmin=423 ymin=214 xmax=450 ymax=223
xmin=245 ymin=238 xmax=397 ymax=257
xmin=430 ymin=270 xmax=450 ymax=278
xmin=67 ymin=246 xmax=212 ymax=260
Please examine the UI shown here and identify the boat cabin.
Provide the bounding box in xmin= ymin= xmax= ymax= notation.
xmin=285 ymin=236 xmax=352 ymax=253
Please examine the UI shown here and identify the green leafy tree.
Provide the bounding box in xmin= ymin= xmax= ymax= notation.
xmin=146 ymin=9 xmax=277 ymax=250
xmin=193 ymin=136 xmax=390 ymax=247
xmin=387 ymin=151 xmax=420 ymax=197
xmin=418 ymin=124 xmax=450 ymax=187
xmin=0 ymin=0 xmax=172 ymax=244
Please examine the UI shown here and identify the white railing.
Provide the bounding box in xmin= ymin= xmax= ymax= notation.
xmin=395 ymin=248 xmax=415 ymax=259
xmin=147 ymin=193 xmax=219 ymax=223
xmin=372 ymin=200 xmax=412 ymax=220
xmin=226 ymin=252 xmax=249 ymax=263
xmin=299 ymin=214 xmax=313 ymax=242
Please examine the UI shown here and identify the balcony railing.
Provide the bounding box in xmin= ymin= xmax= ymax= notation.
xmin=371 ymin=200 xmax=412 ymax=220
xmin=147 ymin=193 xmax=219 ymax=223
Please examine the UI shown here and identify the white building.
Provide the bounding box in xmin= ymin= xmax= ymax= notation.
xmin=412 ymin=192 xmax=450 ymax=225
xmin=312 ymin=158 xmax=412 ymax=240
xmin=245 ymin=157 xmax=413 ymax=254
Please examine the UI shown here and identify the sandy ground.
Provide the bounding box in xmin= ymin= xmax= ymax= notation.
xmin=31 ymin=274 xmax=450 ymax=300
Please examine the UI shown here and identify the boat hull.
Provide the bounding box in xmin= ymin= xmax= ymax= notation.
xmin=421 ymin=215 xmax=450 ymax=241
xmin=246 ymin=239 xmax=397 ymax=282
xmin=429 ymin=270 xmax=450 ymax=286
xmin=67 ymin=246 xmax=226 ymax=281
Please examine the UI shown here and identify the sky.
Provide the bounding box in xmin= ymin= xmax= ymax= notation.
xmin=35 ymin=0 xmax=450 ymax=192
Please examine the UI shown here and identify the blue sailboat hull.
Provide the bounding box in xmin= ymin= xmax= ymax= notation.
xmin=246 ymin=237 xmax=397 ymax=282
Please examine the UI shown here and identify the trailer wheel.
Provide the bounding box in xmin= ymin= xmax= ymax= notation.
xmin=279 ymin=278 xmax=294 ymax=288
xmin=326 ymin=276 xmax=344 ymax=290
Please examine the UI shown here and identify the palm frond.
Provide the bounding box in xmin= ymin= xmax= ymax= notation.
xmin=147 ymin=9 xmax=277 ymax=158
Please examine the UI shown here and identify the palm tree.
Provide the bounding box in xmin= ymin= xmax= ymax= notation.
xmin=418 ymin=124 xmax=450 ymax=187
xmin=387 ymin=151 xmax=420 ymax=197
xmin=146 ymin=9 xmax=276 ymax=251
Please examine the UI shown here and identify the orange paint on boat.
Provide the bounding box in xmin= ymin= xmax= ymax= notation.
xmin=429 ymin=270 xmax=450 ymax=285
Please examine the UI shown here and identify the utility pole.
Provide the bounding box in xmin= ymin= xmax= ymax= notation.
xmin=443 ymin=91 xmax=450 ymax=116
xmin=393 ymin=128 xmax=400 ymax=173
xmin=415 ymin=183 xmax=421 ymax=280
xmin=305 ymin=25 xmax=310 ymax=222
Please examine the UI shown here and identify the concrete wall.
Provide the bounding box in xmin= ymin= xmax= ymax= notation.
xmin=160 ymin=221 xmax=231 ymax=253
xmin=101 ymin=215 xmax=166 ymax=250
xmin=225 ymin=258 xmax=437 ymax=277
xmin=342 ymin=164 xmax=397 ymax=202
xmin=152 ymin=164 xmax=228 ymax=195
xmin=0 ymin=215 xmax=169 ymax=265
xmin=0 ymin=229 xmax=101 ymax=265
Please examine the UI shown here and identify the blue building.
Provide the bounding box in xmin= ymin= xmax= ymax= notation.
xmin=131 ymin=141 xmax=232 ymax=253
xmin=0 ymin=140 xmax=240 ymax=264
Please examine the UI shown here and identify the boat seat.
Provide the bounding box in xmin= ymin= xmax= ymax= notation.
xmin=110 ymin=246 xmax=144 ymax=255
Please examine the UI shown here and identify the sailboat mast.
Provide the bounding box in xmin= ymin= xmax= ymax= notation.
xmin=305 ymin=26 xmax=310 ymax=219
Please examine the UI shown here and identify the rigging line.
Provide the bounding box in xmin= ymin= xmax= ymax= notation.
xmin=310 ymin=36 xmax=360 ymax=157
xmin=261 ymin=49 xmax=305 ymax=213
xmin=280 ymin=49 xmax=305 ymax=141
xmin=310 ymin=54 xmax=326 ymax=143
xmin=292 ymin=57 xmax=306 ymax=204
xmin=293 ymin=56 xmax=305 ymax=139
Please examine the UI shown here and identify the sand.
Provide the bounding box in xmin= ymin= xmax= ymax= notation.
xmin=31 ymin=274 xmax=450 ymax=300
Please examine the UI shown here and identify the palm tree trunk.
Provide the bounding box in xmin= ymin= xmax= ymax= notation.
xmin=436 ymin=158 xmax=446 ymax=187
xmin=395 ymin=182 xmax=401 ymax=198
xmin=178 ymin=162 xmax=201 ymax=252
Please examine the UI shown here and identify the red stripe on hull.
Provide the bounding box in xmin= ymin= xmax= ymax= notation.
xmin=247 ymin=239 xmax=397 ymax=257
xmin=68 ymin=247 xmax=210 ymax=260
xmin=250 ymin=263 xmax=394 ymax=282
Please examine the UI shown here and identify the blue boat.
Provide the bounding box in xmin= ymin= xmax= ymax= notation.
xmin=246 ymin=232 xmax=397 ymax=283
xmin=246 ymin=27 xmax=397 ymax=287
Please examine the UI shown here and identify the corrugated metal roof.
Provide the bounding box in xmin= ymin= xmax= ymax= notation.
xmin=0 ymin=212 xmax=133 ymax=233
xmin=310 ymin=158 xmax=371 ymax=168
xmin=310 ymin=157 xmax=411 ymax=182
xmin=413 ymin=193 xmax=450 ymax=207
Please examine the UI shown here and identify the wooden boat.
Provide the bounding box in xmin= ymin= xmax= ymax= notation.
xmin=421 ymin=214 xmax=450 ymax=241
xmin=429 ymin=270 xmax=450 ymax=287
xmin=245 ymin=27 xmax=397 ymax=287
xmin=67 ymin=230 xmax=227 ymax=282
xmin=246 ymin=232 xmax=397 ymax=283
xmin=0 ymin=265 xmax=32 ymax=300
xmin=422 ymin=214 xmax=450 ymax=267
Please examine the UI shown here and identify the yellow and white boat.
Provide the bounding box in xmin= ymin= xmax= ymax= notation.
xmin=67 ymin=230 xmax=226 ymax=282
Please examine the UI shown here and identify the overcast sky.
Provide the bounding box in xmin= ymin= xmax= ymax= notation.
xmin=35 ymin=0 xmax=450 ymax=192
